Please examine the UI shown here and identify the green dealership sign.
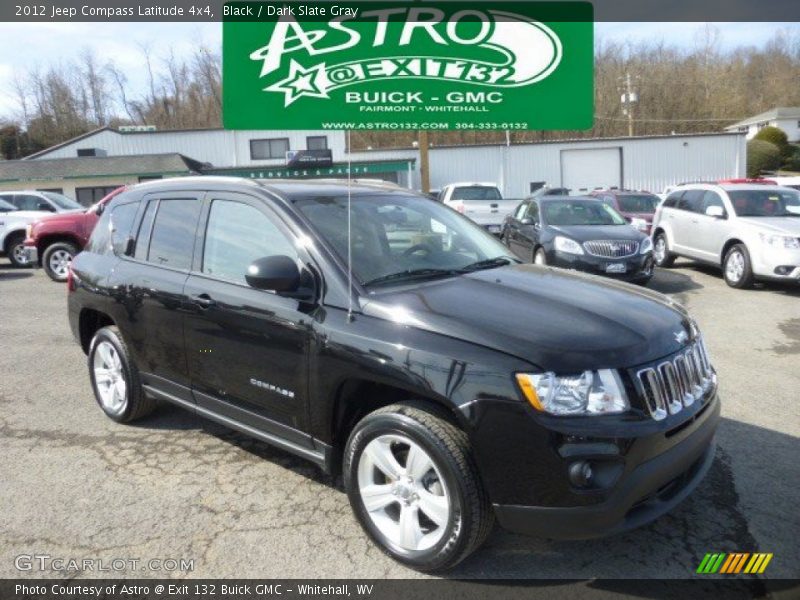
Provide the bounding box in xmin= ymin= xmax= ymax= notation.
xmin=223 ymin=2 xmax=593 ymax=130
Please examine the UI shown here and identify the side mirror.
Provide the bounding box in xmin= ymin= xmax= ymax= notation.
xmin=520 ymin=218 xmax=533 ymax=226
xmin=246 ymin=255 xmax=314 ymax=300
xmin=95 ymin=202 xmax=106 ymax=216
xmin=38 ymin=202 xmax=55 ymax=212
xmin=705 ymin=206 xmax=726 ymax=218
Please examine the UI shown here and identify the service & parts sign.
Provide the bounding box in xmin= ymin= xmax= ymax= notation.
xmin=223 ymin=1 xmax=593 ymax=130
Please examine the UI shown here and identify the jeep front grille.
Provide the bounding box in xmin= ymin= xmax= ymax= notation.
xmin=583 ymin=240 xmax=639 ymax=258
xmin=635 ymin=339 xmax=715 ymax=421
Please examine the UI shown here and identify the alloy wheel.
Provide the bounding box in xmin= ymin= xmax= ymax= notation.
xmin=93 ymin=341 xmax=127 ymax=415
xmin=11 ymin=243 xmax=30 ymax=266
xmin=48 ymin=249 xmax=72 ymax=279
xmin=357 ymin=434 xmax=450 ymax=552
xmin=654 ymin=237 xmax=666 ymax=263
xmin=726 ymin=250 xmax=745 ymax=283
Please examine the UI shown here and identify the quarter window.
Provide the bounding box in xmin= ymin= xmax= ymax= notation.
xmin=678 ymin=190 xmax=705 ymax=213
xmin=145 ymin=199 xmax=201 ymax=270
xmin=110 ymin=203 xmax=139 ymax=256
xmin=250 ymin=138 xmax=290 ymax=160
xmin=203 ymin=199 xmax=297 ymax=284
xmin=663 ymin=192 xmax=683 ymax=209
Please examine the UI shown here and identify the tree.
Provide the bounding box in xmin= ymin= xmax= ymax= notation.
xmin=754 ymin=126 xmax=790 ymax=157
xmin=747 ymin=139 xmax=782 ymax=177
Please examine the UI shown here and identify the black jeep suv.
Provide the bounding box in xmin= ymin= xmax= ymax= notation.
xmin=68 ymin=177 xmax=720 ymax=572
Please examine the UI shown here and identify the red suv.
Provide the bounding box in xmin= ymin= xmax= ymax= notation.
xmin=24 ymin=187 xmax=126 ymax=281
xmin=590 ymin=189 xmax=662 ymax=235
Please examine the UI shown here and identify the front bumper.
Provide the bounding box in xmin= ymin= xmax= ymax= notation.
xmin=24 ymin=245 xmax=39 ymax=266
xmin=549 ymin=249 xmax=654 ymax=282
xmin=492 ymin=395 xmax=720 ymax=540
xmin=751 ymin=244 xmax=800 ymax=282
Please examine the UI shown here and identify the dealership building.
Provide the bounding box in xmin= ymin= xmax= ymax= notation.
xmin=0 ymin=126 xmax=746 ymax=205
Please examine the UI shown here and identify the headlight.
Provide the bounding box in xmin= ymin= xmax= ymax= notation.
xmin=554 ymin=236 xmax=584 ymax=255
xmin=640 ymin=237 xmax=653 ymax=254
xmin=516 ymin=370 xmax=629 ymax=416
xmin=630 ymin=217 xmax=649 ymax=232
xmin=759 ymin=233 xmax=800 ymax=249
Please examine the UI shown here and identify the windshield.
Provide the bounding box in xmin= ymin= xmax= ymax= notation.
xmin=451 ymin=186 xmax=502 ymax=201
xmin=728 ymin=189 xmax=800 ymax=217
xmin=617 ymin=194 xmax=660 ymax=214
xmin=0 ymin=198 xmax=17 ymax=211
xmin=294 ymin=194 xmax=514 ymax=286
xmin=543 ymin=200 xmax=628 ymax=226
xmin=42 ymin=192 xmax=82 ymax=210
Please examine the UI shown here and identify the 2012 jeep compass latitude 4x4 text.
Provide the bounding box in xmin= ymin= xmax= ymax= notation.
xmin=68 ymin=178 xmax=720 ymax=572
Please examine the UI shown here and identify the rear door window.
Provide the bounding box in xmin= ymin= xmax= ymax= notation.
xmin=14 ymin=194 xmax=47 ymax=211
xmin=678 ymin=190 xmax=704 ymax=213
xmin=110 ymin=203 xmax=140 ymax=256
xmin=143 ymin=198 xmax=201 ymax=270
xmin=701 ymin=191 xmax=726 ymax=215
xmin=663 ymin=192 xmax=683 ymax=209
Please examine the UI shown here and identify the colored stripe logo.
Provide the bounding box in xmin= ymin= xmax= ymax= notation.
xmin=697 ymin=553 xmax=773 ymax=574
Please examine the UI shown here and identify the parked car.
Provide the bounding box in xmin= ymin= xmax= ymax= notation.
xmin=24 ymin=187 xmax=126 ymax=281
xmin=0 ymin=190 xmax=83 ymax=214
xmin=652 ymin=183 xmax=800 ymax=288
xmin=590 ymin=189 xmax=661 ymax=234
xmin=0 ymin=203 xmax=60 ymax=267
xmin=69 ymin=177 xmax=719 ymax=571
xmin=502 ymin=196 xmax=654 ymax=285
xmin=439 ymin=182 xmax=518 ymax=234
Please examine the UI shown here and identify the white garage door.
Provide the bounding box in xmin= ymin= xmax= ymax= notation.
xmin=561 ymin=147 xmax=622 ymax=193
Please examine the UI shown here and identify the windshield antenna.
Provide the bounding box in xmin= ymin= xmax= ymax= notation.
xmin=346 ymin=129 xmax=354 ymax=323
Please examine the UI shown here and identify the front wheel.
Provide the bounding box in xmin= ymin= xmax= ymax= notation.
xmin=723 ymin=244 xmax=755 ymax=289
xmin=43 ymin=242 xmax=78 ymax=282
xmin=653 ymin=233 xmax=675 ymax=268
xmin=6 ymin=234 xmax=31 ymax=268
xmin=344 ymin=403 xmax=493 ymax=572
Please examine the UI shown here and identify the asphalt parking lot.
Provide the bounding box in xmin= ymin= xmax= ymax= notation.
xmin=1 ymin=260 xmax=799 ymax=582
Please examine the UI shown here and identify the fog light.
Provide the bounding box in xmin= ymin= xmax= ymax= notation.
xmin=568 ymin=461 xmax=593 ymax=488
xmin=773 ymin=266 xmax=795 ymax=276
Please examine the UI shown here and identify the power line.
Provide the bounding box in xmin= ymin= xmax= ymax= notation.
xmin=596 ymin=115 xmax=746 ymax=123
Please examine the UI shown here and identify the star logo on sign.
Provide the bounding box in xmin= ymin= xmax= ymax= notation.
xmin=266 ymin=60 xmax=329 ymax=106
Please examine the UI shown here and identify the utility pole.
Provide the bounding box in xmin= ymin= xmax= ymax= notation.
xmin=620 ymin=72 xmax=638 ymax=137
xmin=418 ymin=130 xmax=430 ymax=193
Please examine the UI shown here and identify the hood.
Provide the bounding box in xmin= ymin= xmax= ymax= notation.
xmin=33 ymin=210 xmax=87 ymax=226
xmin=738 ymin=217 xmax=800 ymax=236
xmin=549 ymin=224 xmax=645 ymax=243
xmin=362 ymin=264 xmax=693 ymax=372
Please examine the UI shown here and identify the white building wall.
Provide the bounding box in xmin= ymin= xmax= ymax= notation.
xmin=356 ymin=133 xmax=745 ymax=196
xmin=31 ymin=129 xmax=348 ymax=167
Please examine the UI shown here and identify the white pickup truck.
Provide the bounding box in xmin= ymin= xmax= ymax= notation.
xmin=439 ymin=182 xmax=519 ymax=234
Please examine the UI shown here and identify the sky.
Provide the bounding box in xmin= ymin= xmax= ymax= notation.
xmin=0 ymin=21 xmax=797 ymax=120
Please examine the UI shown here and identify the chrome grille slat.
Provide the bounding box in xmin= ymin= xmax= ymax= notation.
xmin=583 ymin=240 xmax=639 ymax=258
xmin=636 ymin=339 xmax=715 ymax=421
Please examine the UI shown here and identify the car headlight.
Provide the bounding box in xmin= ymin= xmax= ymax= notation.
xmin=759 ymin=233 xmax=800 ymax=249
xmin=553 ymin=236 xmax=584 ymax=255
xmin=630 ymin=217 xmax=649 ymax=232
xmin=516 ymin=370 xmax=629 ymax=416
xmin=640 ymin=237 xmax=653 ymax=254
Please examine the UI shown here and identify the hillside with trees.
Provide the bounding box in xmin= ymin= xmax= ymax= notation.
xmin=2 ymin=26 xmax=800 ymax=158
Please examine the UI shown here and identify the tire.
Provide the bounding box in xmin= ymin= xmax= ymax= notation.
xmin=344 ymin=403 xmax=493 ymax=572
xmin=42 ymin=242 xmax=78 ymax=282
xmin=88 ymin=326 xmax=156 ymax=423
xmin=5 ymin=233 xmax=31 ymax=268
xmin=534 ymin=247 xmax=547 ymax=266
xmin=723 ymin=244 xmax=755 ymax=289
xmin=653 ymin=232 xmax=675 ymax=268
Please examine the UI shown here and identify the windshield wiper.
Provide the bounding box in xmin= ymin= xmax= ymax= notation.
xmin=364 ymin=268 xmax=458 ymax=287
xmin=457 ymin=257 xmax=515 ymax=273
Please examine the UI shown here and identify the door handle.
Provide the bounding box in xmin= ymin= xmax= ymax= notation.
xmin=193 ymin=294 xmax=216 ymax=309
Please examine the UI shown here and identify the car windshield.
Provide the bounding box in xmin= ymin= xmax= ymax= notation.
xmin=0 ymin=198 xmax=17 ymax=211
xmin=543 ymin=200 xmax=628 ymax=226
xmin=728 ymin=189 xmax=800 ymax=217
xmin=42 ymin=192 xmax=82 ymax=210
xmin=617 ymin=194 xmax=660 ymax=214
xmin=451 ymin=186 xmax=502 ymax=201
xmin=294 ymin=194 xmax=515 ymax=287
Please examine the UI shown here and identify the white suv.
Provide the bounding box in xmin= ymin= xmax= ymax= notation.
xmin=651 ymin=183 xmax=800 ymax=288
